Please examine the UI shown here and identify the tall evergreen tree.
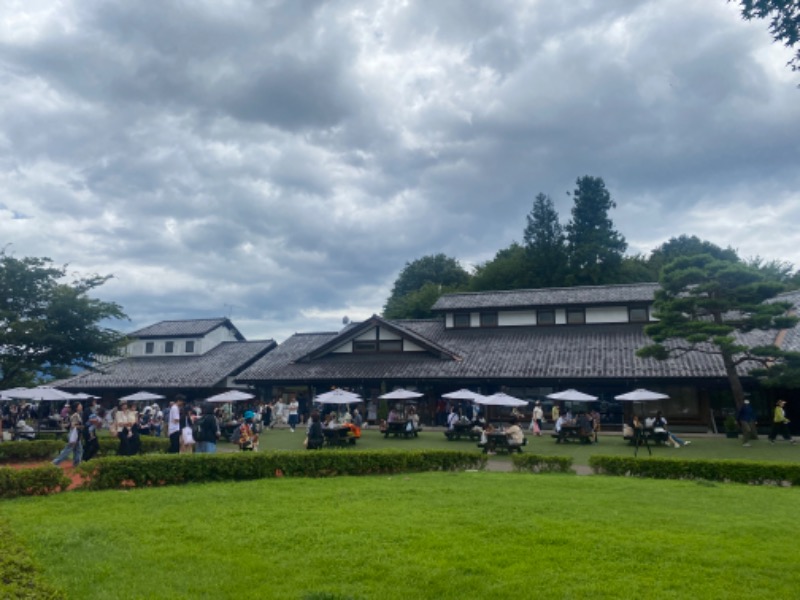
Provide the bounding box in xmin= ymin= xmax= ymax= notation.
xmin=383 ymin=254 xmax=470 ymax=319
xmin=523 ymin=193 xmax=568 ymax=287
xmin=565 ymin=176 xmax=627 ymax=285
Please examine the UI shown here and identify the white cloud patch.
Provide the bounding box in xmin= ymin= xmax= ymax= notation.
xmin=0 ymin=0 xmax=798 ymax=342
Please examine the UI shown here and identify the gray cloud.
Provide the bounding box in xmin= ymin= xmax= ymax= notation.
xmin=1 ymin=0 xmax=798 ymax=343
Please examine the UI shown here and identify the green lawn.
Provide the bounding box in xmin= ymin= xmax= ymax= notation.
xmin=241 ymin=427 xmax=800 ymax=466
xmin=3 ymin=472 xmax=799 ymax=599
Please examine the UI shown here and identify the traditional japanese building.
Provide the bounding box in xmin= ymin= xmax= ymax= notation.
xmin=60 ymin=318 xmax=276 ymax=403
xmin=236 ymin=283 xmax=800 ymax=431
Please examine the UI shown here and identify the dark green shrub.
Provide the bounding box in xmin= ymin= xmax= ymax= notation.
xmin=0 ymin=519 xmax=65 ymax=599
xmin=0 ymin=441 xmax=63 ymax=462
xmin=511 ymin=454 xmax=573 ymax=474
xmin=589 ymin=455 xmax=800 ymax=486
xmin=77 ymin=450 xmax=487 ymax=490
xmin=0 ymin=466 xmax=71 ymax=499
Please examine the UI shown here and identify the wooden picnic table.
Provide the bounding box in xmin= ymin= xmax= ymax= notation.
xmin=323 ymin=426 xmax=357 ymax=447
xmin=444 ymin=422 xmax=480 ymax=441
xmin=553 ymin=425 xmax=594 ymax=444
xmin=478 ymin=431 xmax=526 ymax=454
xmin=380 ymin=421 xmax=419 ymax=438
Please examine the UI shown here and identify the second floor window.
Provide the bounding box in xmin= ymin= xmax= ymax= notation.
xmin=480 ymin=312 xmax=498 ymax=327
xmin=185 ymin=341 xmax=195 ymax=353
xmin=453 ymin=313 xmax=471 ymax=328
xmin=537 ymin=310 xmax=555 ymax=325
xmin=165 ymin=341 xmax=174 ymax=353
xmin=566 ymin=309 xmax=585 ymax=325
xmin=145 ymin=342 xmax=154 ymax=354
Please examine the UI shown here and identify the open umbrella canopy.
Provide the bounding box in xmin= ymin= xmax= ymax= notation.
xmin=547 ymin=389 xmax=598 ymax=402
xmin=442 ymin=389 xmax=486 ymax=401
xmin=614 ymin=389 xmax=669 ymax=402
xmin=119 ymin=391 xmax=166 ymax=402
xmin=314 ymin=389 xmax=363 ymax=405
xmin=206 ymin=390 xmax=255 ymax=403
xmin=379 ymin=388 xmax=424 ymax=400
xmin=480 ymin=392 xmax=529 ymax=407
xmin=70 ymin=392 xmax=100 ymax=400
xmin=0 ymin=387 xmax=29 ymax=401
xmin=6 ymin=386 xmax=76 ymax=401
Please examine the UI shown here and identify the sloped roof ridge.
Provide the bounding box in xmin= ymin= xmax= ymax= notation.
xmin=441 ymin=282 xmax=659 ymax=298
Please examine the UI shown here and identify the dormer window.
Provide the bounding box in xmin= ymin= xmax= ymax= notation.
xmin=480 ymin=312 xmax=498 ymax=327
xmin=537 ymin=310 xmax=555 ymax=325
xmin=165 ymin=341 xmax=174 ymax=353
xmin=353 ymin=341 xmax=378 ymax=353
xmin=145 ymin=342 xmax=154 ymax=354
xmin=185 ymin=341 xmax=195 ymax=353
xmin=453 ymin=313 xmax=471 ymax=328
xmin=566 ymin=308 xmax=585 ymax=325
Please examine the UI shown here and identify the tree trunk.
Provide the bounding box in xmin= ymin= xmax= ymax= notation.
xmin=721 ymin=349 xmax=746 ymax=409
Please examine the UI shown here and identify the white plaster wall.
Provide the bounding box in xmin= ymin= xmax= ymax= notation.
xmin=379 ymin=328 xmax=402 ymax=340
xmin=332 ymin=341 xmax=353 ymax=353
xmin=555 ymin=309 xmax=566 ymax=325
xmin=355 ymin=328 xmax=378 ymax=341
xmin=586 ymin=306 xmax=628 ymax=324
xmin=404 ymin=341 xmax=425 ymax=352
xmin=498 ymin=310 xmax=537 ymax=326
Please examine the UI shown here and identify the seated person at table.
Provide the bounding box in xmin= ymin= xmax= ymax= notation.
xmin=446 ymin=407 xmax=459 ymax=430
xmin=306 ymin=411 xmax=324 ymax=450
xmin=576 ymin=412 xmax=593 ymax=443
xmin=341 ymin=408 xmax=352 ymax=424
xmin=14 ymin=419 xmax=36 ymax=441
xmin=506 ymin=418 xmax=524 ymax=445
xmin=388 ymin=407 xmax=403 ymax=423
xmin=480 ymin=424 xmax=497 ymax=454
xmin=324 ymin=413 xmax=339 ymax=429
xmin=407 ymin=408 xmax=420 ymax=431
xmin=653 ymin=411 xmax=690 ymax=448
xmin=554 ymin=414 xmax=565 ymax=440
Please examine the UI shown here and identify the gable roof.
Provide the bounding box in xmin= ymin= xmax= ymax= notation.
xmin=128 ymin=318 xmax=245 ymax=340
xmin=431 ymin=282 xmax=659 ymax=312
xmin=237 ymin=318 xmax=778 ymax=384
xmin=296 ymin=314 xmax=460 ymax=362
xmin=60 ymin=340 xmax=276 ymax=390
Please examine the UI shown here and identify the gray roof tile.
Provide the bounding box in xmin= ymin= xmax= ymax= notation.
xmin=128 ymin=318 xmax=244 ymax=340
xmin=431 ymin=283 xmax=659 ymax=311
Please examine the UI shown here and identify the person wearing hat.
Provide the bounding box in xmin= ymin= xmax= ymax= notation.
xmin=736 ymin=398 xmax=757 ymax=447
xmin=768 ymin=400 xmax=795 ymax=444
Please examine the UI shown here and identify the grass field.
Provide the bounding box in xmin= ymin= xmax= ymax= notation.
xmin=3 ymin=471 xmax=800 ymax=599
xmin=3 ymin=428 xmax=799 ymax=599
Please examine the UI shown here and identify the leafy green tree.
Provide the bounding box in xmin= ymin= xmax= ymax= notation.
xmin=470 ymin=243 xmax=531 ymax=292
xmin=648 ymin=235 xmax=739 ymax=276
xmin=638 ymin=254 xmax=798 ymax=408
xmin=523 ymin=193 xmax=568 ymax=287
xmin=619 ymin=254 xmax=659 ymax=283
xmin=383 ymin=254 xmax=470 ymax=319
xmin=565 ymin=176 xmax=627 ymax=285
xmin=733 ymin=0 xmax=800 ymax=72
xmin=0 ymin=252 xmax=128 ymax=388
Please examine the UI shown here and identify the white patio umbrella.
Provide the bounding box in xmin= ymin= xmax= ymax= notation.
xmin=442 ymin=389 xmax=486 ymax=401
xmin=314 ymin=389 xmax=363 ymax=405
xmin=119 ymin=391 xmax=166 ymax=402
xmin=547 ymin=389 xmax=598 ymax=402
xmin=480 ymin=392 xmax=529 ymax=407
xmin=6 ymin=386 xmax=76 ymax=401
xmin=614 ymin=389 xmax=669 ymax=402
xmin=0 ymin=387 xmax=29 ymax=401
xmin=379 ymin=388 xmax=424 ymax=400
xmin=70 ymin=392 xmax=100 ymax=400
xmin=206 ymin=390 xmax=255 ymax=403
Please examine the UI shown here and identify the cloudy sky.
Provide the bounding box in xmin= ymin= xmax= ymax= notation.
xmin=1 ymin=0 xmax=798 ymax=343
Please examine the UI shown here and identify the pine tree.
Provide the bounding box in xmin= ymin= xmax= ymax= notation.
xmin=565 ymin=176 xmax=627 ymax=285
xmin=523 ymin=193 xmax=567 ymax=287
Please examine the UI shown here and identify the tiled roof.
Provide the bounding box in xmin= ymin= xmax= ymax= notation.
xmin=128 ymin=318 xmax=244 ymax=340
xmin=431 ymin=283 xmax=660 ymax=311
xmin=236 ymin=319 xmax=776 ymax=384
xmin=60 ymin=340 xmax=276 ymax=390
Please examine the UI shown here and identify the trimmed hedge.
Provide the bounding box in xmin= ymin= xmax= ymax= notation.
xmin=511 ymin=454 xmax=574 ymax=474
xmin=0 ymin=437 xmax=169 ymax=463
xmin=0 ymin=519 xmax=65 ymax=599
xmin=78 ymin=450 xmax=487 ymax=490
xmin=0 ymin=466 xmax=71 ymax=499
xmin=589 ymin=455 xmax=800 ymax=486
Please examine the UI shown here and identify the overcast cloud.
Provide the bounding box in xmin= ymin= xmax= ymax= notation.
xmin=1 ymin=0 xmax=798 ymax=343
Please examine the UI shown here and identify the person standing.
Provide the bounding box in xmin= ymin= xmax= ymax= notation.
xmin=196 ymin=404 xmax=220 ymax=454
xmin=551 ymin=403 xmax=560 ymax=424
xmin=168 ymin=395 xmax=185 ymax=453
xmin=53 ymin=402 xmax=83 ymax=467
xmin=287 ymin=396 xmax=299 ymax=432
xmin=82 ymin=413 xmax=102 ymax=462
xmin=769 ymin=400 xmax=795 ymax=444
xmin=737 ymin=399 xmax=758 ymax=447
xmin=531 ymin=401 xmax=544 ymax=436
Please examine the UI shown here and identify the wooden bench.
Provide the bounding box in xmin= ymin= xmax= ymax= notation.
xmin=323 ymin=427 xmax=356 ymax=447
xmin=380 ymin=421 xmax=419 ymax=438
xmin=552 ymin=425 xmax=594 ymax=444
xmin=444 ymin=423 xmax=480 ymax=441
xmin=478 ymin=434 xmax=526 ymax=454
